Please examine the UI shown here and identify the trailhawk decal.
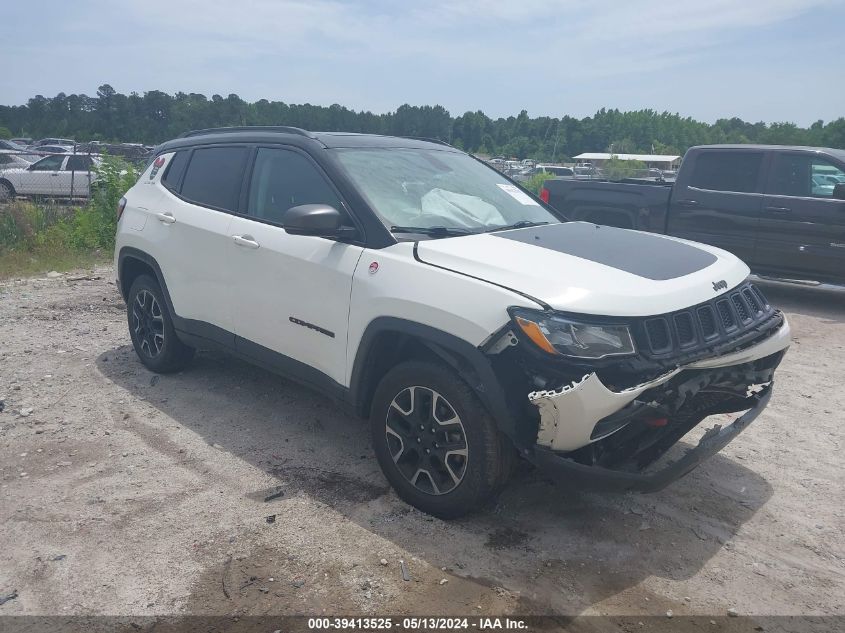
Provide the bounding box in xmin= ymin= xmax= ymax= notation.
xmin=289 ymin=316 xmax=335 ymax=338
xmin=492 ymin=222 xmax=718 ymax=281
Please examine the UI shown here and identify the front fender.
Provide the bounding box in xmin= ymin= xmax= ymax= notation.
xmin=348 ymin=317 xmax=519 ymax=440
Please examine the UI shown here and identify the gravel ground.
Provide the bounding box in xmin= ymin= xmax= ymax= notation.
xmin=0 ymin=267 xmax=843 ymax=627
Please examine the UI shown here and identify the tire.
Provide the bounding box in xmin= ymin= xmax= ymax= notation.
xmin=370 ymin=360 xmax=510 ymax=518
xmin=126 ymin=274 xmax=195 ymax=373
xmin=0 ymin=180 xmax=15 ymax=202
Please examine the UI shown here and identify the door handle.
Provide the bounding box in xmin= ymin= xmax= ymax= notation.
xmin=678 ymin=199 xmax=699 ymax=207
xmin=232 ymin=234 xmax=260 ymax=249
xmin=764 ymin=206 xmax=791 ymax=214
xmin=156 ymin=212 xmax=176 ymax=224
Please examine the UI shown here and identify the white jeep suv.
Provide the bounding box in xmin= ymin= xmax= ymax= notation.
xmin=114 ymin=127 xmax=790 ymax=518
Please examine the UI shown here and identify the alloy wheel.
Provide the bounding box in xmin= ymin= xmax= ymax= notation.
xmin=385 ymin=386 xmax=468 ymax=495
xmin=131 ymin=289 xmax=165 ymax=358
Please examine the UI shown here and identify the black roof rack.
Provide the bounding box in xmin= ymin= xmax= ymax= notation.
xmin=178 ymin=126 xmax=314 ymax=139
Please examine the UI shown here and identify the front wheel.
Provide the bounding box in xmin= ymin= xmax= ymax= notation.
xmin=0 ymin=180 xmax=15 ymax=202
xmin=127 ymin=274 xmax=195 ymax=373
xmin=370 ymin=360 xmax=510 ymax=518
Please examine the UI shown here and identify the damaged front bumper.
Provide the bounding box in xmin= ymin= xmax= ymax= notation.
xmin=529 ymin=316 xmax=791 ymax=451
xmin=527 ymin=386 xmax=771 ymax=492
xmin=522 ymin=316 xmax=790 ymax=491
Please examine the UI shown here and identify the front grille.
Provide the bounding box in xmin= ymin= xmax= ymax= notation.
xmin=638 ymin=281 xmax=776 ymax=358
xmin=716 ymin=300 xmax=736 ymax=331
xmin=645 ymin=318 xmax=671 ymax=352
xmin=697 ymin=306 xmax=718 ymax=339
xmin=732 ymin=294 xmax=750 ymax=323
xmin=674 ymin=312 xmax=696 ymax=347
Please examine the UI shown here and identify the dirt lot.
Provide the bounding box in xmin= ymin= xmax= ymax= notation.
xmin=1 ymin=267 xmax=843 ymax=628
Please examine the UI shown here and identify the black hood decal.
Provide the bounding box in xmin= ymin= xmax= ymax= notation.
xmin=492 ymin=222 xmax=718 ymax=281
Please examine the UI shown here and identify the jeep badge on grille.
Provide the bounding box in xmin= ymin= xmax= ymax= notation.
xmin=712 ymin=280 xmax=728 ymax=292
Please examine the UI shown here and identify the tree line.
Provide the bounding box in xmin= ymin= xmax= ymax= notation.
xmin=1 ymin=84 xmax=843 ymax=160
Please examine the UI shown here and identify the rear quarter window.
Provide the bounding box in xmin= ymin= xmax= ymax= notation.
xmin=65 ymin=155 xmax=93 ymax=171
xmin=178 ymin=147 xmax=249 ymax=212
xmin=689 ymin=152 xmax=763 ymax=193
xmin=161 ymin=150 xmax=189 ymax=191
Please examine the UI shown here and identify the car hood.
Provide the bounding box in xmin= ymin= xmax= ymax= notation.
xmin=414 ymin=222 xmax=750 ymax=317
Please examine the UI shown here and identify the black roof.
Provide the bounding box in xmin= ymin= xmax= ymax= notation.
xmin=158 ymin=126 xmax=457 ymax=153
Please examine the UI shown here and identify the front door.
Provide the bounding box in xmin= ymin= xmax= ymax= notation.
xmin=229 ymin=146 xmax=364 ymax=386
xmin=26 ymin=154 xmax=67 ymax=195
xmin=757 ymin=152 xmax=845 ymax=282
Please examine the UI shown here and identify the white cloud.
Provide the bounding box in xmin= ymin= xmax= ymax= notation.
xmin=102 ymin=0 xmax=837 ymax=76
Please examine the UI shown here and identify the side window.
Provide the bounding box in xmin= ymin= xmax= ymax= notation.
xmin=0 ymin=154 xmax=13 ymax=165
xmin=161 ymin=151 xmax=189 ymax=191
xmin=247 ymin=148 xmax=342 ymax=224
xmin=65 ymin=156 xmax=92 ymax=171
xmin=769 ymin=154 xmax=845 ymax=198
xmin=179 ymin=147 xmax=248 ymax=212
xmin=31 ymin=155 xmax=65 ymax=171
xmin=689 ymin=152 xmax=763 ymax=193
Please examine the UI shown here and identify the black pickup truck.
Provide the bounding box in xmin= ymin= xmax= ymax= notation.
xmin=541 ymin=145 xmax=845 ymax=285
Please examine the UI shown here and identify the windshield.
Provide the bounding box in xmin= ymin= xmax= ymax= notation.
xmin=331 ymin=148 xmax=561 ymax=235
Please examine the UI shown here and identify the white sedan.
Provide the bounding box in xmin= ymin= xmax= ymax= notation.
xmin=0 ymin=154 xmax=99 ymax=201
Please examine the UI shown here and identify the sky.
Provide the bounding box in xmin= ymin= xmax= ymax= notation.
xmin=1 ymin=0 xmax=843 ymax=126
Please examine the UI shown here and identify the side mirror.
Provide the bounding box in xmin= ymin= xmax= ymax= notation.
xmin=833 ymin=183 xmax=845 ymax=201
xmin=283 ymin=204 xmax=357 ymax=238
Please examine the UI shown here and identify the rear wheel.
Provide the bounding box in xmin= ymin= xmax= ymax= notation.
xmin=127 ymin=275 xmax=194 ymax=373
xmin=371 ymin=360 xmax=510 ymax=518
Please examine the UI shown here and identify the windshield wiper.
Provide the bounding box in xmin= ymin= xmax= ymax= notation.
xmin=390 ymin=225 xmax=474 ymax=237
xmin=484 ymin=220 xmax=550 ymax=233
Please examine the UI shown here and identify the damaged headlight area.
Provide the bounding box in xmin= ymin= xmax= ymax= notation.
xmin=509 ymin=307 xmax=636 ymax=360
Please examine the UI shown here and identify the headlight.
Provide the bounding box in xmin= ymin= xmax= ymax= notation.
xmin=509 ymin=308 xmax=636 ymax=359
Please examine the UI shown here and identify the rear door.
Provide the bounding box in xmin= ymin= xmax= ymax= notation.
xmin=64 ymin=155 xmax=93 ymax=197
xmin=667 ymin=149 xmax=766 ymax=264
xmin=228 ymin=146 xmax=364 ymax=386
xmin=757 ymin=152 xmax=845 ymax=282
xmin=147 ymin=146 xmax=248 ymax=339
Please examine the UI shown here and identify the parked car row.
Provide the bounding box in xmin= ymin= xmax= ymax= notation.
xmin=0 ymin=137 xmax=155 ymax=162
xmin=0 ymin=134 xmax=153 ymax=201
xmin=485 ymin=156 xmax=670 ymax=183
